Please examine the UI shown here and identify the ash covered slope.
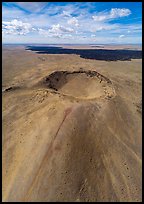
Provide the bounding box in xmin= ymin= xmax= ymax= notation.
xmin=2 ymin=87 xmax=141 ymax=202
xmin=26 ymin=46 xmax=142 ymax=61
xmin=23 ymin=97 xmax=141 ymax=202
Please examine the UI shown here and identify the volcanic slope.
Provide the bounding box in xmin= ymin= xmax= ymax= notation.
xmin=3 ymin=70 xmax=142 ymax=202
xmin=2 ymin=47 xmax=142 ymax=202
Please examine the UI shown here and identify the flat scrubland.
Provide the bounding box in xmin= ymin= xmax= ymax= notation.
xmin=2 ymin=45 xmax=142 ymax=202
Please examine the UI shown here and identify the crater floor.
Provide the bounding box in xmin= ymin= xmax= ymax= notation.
xmin=42 ymin=70 xmax=115 ymax=100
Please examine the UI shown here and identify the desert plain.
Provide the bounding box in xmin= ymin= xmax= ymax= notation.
xmin=2 ymin=45 xmax=142 ymax=202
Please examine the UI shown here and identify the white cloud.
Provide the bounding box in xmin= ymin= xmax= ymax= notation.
xmin=67 ymin=17 xmax=79 ymax=26
xmin=92 ymin=8 xmax=131 ymax=22
xmin=119 ymin=34 xmax=125 ymax=38
xmin=110 ymin=8 xmax=131 ymax=18
xmin=2 ymin=19 xmax=33 ymax=35
xmin=38 ymin=24 xmax=74 ymax=39
xmin=61 ymin=11 xmax=71 ymax=17
xmin=2 ymin=3 xmax=141 ymax=44
xmin=92 ymin=15 xmax=107 ymax=22
xmin=38 ymin=28 xmax=62 ymax=38
xmin=49 ymin=24 xmax=74 ymax=33
xmin=91 ymin=34 xmax=96 ymax=37
xmin=90 ymin=22 xmax=119 ymax=33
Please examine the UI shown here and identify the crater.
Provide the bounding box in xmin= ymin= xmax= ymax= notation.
xmin=42 ymin=70 xmax=115 ymax=100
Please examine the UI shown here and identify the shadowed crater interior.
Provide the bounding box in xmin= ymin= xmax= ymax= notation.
xmin=42 ymin=70 xmax=115 ymax=99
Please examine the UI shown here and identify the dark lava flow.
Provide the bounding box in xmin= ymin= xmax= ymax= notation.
xmin=26 ymin=46 xmax=142 ymax=61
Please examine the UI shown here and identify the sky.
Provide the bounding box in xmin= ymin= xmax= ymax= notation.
xmin=2 ymin=2 xmax=142 ymax=44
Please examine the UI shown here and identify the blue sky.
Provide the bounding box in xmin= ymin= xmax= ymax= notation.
xmin=2 ymin=2 xmax=142 ymax=44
